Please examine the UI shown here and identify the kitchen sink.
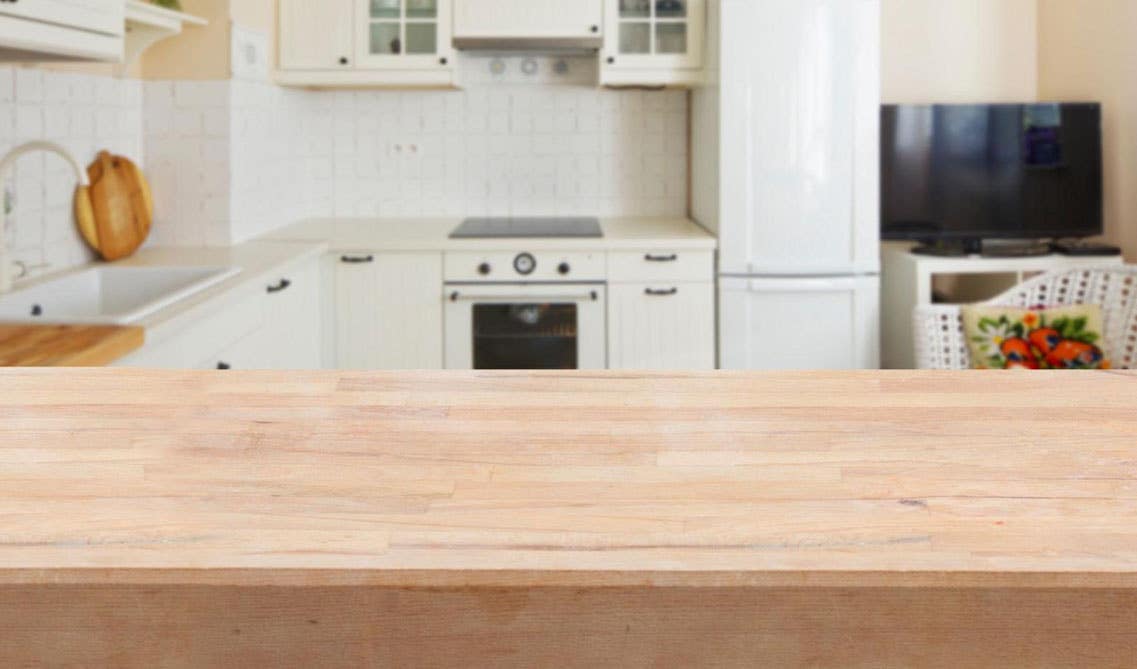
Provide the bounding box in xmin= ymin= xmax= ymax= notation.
xmin=0 ymin=265 xmax=241 ymax=325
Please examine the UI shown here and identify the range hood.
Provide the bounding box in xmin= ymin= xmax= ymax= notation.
xmin=452 ymin=0 xmax=604 ymax=52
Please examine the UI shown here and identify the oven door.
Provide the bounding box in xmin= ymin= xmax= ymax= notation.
xmin=444 ymin=284 xmax=606 ymax=370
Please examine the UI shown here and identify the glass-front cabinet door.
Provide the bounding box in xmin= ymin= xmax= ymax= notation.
xmin=355 ymin=0 xmax=453 ymax=70
xmin=604 ymin=0 xmax=704 ymax=73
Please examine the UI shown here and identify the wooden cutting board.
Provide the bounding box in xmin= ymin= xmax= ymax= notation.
xmin=76 ymin=151 xmax=153 ymax=261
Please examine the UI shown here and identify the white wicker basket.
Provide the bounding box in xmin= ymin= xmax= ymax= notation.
xmin=914 ymin=266 xmax=1137 ymax=370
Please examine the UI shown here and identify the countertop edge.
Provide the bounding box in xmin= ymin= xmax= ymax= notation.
xmin=3 ymin=568 xmax=1135 ymax=590
xmin=261 ymin=217 xmax=719 ymax=253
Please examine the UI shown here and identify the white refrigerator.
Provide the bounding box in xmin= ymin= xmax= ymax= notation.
xmin=693 ymin=0 xmax=882 ymax=370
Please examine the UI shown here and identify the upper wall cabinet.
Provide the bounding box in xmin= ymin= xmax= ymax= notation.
xmin=277 ymin=0 xmax=456 ymax=88
xmin=0 ymin=0 xmax=124 ymax=62
xmin=601 ymin=0 xmax=705 ymax=87
xmin=452 ymin=0 xmax=603 ymax=48
xmin=279 ymin=0 xmax=355 ymax=70
xmin=357 ymin=0 xmax=453 ymax=69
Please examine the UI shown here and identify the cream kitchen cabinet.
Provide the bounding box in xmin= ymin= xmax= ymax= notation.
xmin=607 ymin=250 xmax=715 ymax=370
xmin=279 ymin=0 xmax=355 ymax=70
xmin=114 ymin=256 xmax=324 ymax=371
xmin=452 ymin=0 xmax=603 ymax=47
xmin=333 ymin=252 xmax=444 ymax=370
xmin=277 ymin=0 xmax=455 ymax=88
xmin=0 ymin=0 xmax=124 ymax=62
xmin=601 ymin=0 xmax=705 ymax=87
xmin=214 ymin=258 xmax=324 ymax=370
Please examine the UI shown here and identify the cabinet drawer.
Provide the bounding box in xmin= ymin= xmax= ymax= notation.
xmin=114 ymin=291 xmax=265 ymax=369
xmin=608 ymin=250 xmax=713 ymax=283
xmin=608 ymin=281 xmax=715 ymax=370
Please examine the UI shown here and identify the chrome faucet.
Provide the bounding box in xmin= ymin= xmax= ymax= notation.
xmin=0 ymin=141 xmax=90 ymax=294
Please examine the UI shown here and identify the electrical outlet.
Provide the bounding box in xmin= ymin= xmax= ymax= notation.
xmin=231 ymin=26 xmax=269 ymax=81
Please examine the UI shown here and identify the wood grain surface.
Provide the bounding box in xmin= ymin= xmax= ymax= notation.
xmin=1 ymin=370 xmax=1136 ymax=666
xmin=0 ymin=324 xmax=144 ymax=367
xmin=83 ymin=151 xmax=153 ymax=261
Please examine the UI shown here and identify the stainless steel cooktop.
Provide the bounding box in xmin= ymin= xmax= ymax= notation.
xmin=450 ymin=217 xmax=604 ymax=239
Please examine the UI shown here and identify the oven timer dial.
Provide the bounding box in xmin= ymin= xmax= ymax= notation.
xmin=513 ymin=253 xmax=536 ymax=275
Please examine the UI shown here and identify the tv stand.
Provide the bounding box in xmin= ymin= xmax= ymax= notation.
xmin=881 ymin=245 xmax=1124 ymax=369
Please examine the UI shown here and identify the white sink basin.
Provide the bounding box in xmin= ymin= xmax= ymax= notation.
xmin=0 ymin=265 xmax=241 ymax=325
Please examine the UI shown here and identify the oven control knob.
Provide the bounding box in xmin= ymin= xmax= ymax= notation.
xmin=478 ymin=262 xmax=491 ymax=276
xmin=513 ymin=253 xmax=536 ymax=275
xmin=557 ymin=262 xmax=571 ymax=275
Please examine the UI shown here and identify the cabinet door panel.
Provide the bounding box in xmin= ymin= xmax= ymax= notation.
xmin=335 ymin=253 xmax=443 ymax=370
xmin=718 ymin=0 xmax=879 ymax=275
xmin=455 ymin=0 xmax=602 ymax=38
xmin=356 ymin=0 xmax=453 ymax=69
xmin=719 ymin=276 xmax=880 ymax=370
xmin=279 ymin=0 xmax=354 ymax=70
xmin=609 ymin=282 xmax=715 ymax=370
xmin=261 ymin=259 xmax=323 ymax=370
xmin=603 ymin=0 xmax=704 ymax=71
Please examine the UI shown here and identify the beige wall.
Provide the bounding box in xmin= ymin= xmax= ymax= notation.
xmin=881 ymin=0 xmax=1038 ymax=103
xmin=230 ymin=0 xmax=273 ymax=32
xmin=140 ymin=0 xmax=232 ymax=80
xmin=1038 ymin=0 xmax=1137 ymax=259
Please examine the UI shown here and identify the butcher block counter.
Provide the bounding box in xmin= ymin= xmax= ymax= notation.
xmin=2 ymin=370 xmax=1136 ymax=667
xmin=0 ymin=324 xmax=143 ymax=366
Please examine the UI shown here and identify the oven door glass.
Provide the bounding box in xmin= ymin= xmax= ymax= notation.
xmin=473 ymin=303 xmax=578 ymax=369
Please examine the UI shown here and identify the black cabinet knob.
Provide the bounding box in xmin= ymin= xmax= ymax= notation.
xmin=217 ymin=362 xmax=231 ymax=370
xmin=339 ymin=57 xmax=349 ymax=65
xmin=590 ymin=25 xmax=599 ymax=33
xmin=607 ymin=56 xmax=616 ymax=65
xmin=439 ymin=57 xmax=448 ymax=65
xmin=478 ymin=263 xmax=492 ymax=276
xmin=557 ymin=262 xmax=571 ymax=275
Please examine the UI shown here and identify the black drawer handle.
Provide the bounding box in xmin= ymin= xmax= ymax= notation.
xmin=216 ymin=362 xmax=231 ymax=370
xmin=341 ymin=255 xmax=375 ymax=264
xmin=644 ymin=254 xmax=678 ymax=262
xmin=645 ymin=287 xmax=679 ymax=297
xmin=266 ymin=278 xmax=292 ymax=294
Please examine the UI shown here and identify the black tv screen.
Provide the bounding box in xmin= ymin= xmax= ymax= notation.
xmin=881 ymin=103 xmax=1103 ymax=241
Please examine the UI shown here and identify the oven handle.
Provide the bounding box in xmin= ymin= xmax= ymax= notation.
xmin=448 ymin=289 xmax=600 ymax=302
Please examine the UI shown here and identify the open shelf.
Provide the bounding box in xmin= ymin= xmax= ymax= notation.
xmin=122 ymin=0 xmax=208 ymax=69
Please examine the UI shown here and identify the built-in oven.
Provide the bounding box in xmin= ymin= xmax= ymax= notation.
xmin=444 ymin=251 xmax=607 ymax=370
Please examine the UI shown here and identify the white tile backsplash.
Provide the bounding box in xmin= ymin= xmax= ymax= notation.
xmin=327 ymin=56 xmax=687 ymax=220
xmin=1 ymin=67 xmax=143 ymax=280
xmin=2 ymin=53 xmax=688 ymax=274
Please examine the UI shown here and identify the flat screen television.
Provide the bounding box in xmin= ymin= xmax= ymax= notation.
xmin=881 ymin=103 xmax=1103 ymax=251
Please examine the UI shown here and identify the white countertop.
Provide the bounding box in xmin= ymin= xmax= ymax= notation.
xmin=260 ymin=217 xmax=718 ymax=252
xmin=6 ymin=217 xmax=714 ymax=355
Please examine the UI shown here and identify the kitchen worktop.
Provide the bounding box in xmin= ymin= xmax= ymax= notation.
xmin=3 ymin=369 xmax=1137 ymax=666
xmin=0 ymin=241 xmax=327 ymax=367
xmin=3 ymin=369 xmax=1135 ymax=587
xmin=0 ymin=324 xmax=144 ymax=366
xmin=261 ymin=216 xmax=718 ymax=252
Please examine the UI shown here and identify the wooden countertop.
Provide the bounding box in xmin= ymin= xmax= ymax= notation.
xmin=0 ymin=324 xmax=144 ymax=367
xmin=2 ymin=369 xmax=1136 ymax=589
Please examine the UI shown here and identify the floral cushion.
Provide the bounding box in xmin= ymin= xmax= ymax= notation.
xmin=961 ymin=304 xmax=1109 ymax=370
